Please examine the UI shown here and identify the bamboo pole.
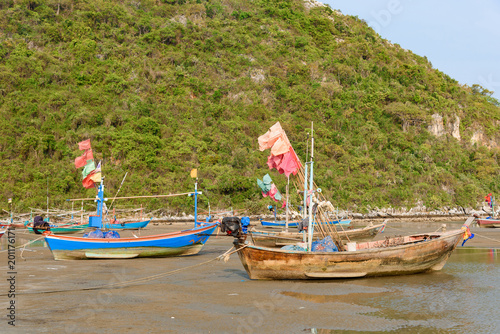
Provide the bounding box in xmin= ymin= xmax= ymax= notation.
xmin=66 ymin=192 xmax=197 ymax=202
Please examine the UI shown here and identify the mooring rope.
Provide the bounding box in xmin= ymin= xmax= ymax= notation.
xmin=472 ymin=233 xmax=500 ymax=244
xmin=0 ymin=244 xmax=248 ymax=296
xmin=0 ymin=236 xmax=45 ymax=254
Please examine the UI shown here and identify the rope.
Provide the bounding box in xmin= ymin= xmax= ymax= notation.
xmin=0 ymin=236 xmax=45 ymax=253
xmin=473 ymin=233 xmax=500 ymax=244
xmin=0 ymin=245 xmax=248 ymax=296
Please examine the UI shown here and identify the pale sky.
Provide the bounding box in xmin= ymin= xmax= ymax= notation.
xmin=321 ymin=0 xmax=500 ymax=99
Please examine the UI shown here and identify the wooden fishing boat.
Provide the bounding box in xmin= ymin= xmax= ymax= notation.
xmin=249 ymin=222 xmax=385 ymax=247
xmin=476 ymin=217 xmax=500 ymax=228
xmin=45 ymin=222 xmax=217 ymax=260
xmin=235 ymin=217 xmax=474 ymax=279
xmin=260 ymin=218 xmax=351 ymax=228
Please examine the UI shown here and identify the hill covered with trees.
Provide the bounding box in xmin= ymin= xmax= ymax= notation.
xmin=1 ymin=0 xmax=499 ymax=215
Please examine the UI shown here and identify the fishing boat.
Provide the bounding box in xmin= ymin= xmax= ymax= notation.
xmin=476 ymin=193 xmax=500 ymax=228
xmin=45 ymin=223 xmax=217 ymax=260
xmin=102 ymin=219 xmax=150 ymax=230
xmin=27 ymin=222 xmax=88 ymax=234
xmin=232 ymin=217 xmax=474 ymax=279
xmin=44 ymin=139 xmax=218 ymax=260
xmin=228 ymin=122 xmax=474 ymax=279
xmin=476 ymin=217 xmax=500 ymax=228
xmin=249 ymin=222 xmax=385 ymax=247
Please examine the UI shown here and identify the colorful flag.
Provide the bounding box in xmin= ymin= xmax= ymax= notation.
xmin=82 ymin=171 xmax=96 ymax=189
xmin=379 ymin=224 xmax=386 ymax=233
xmin=82 ymin=160 xmax=96 ymax=179
xmin=461 ymin=225 xmax=474 ymax=246
xmin=78 ymin=139 xmax=91 ymax=150
xmin=258 ymin=122 xmax=302 ymax=177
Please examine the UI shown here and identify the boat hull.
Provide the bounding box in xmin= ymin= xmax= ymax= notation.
xmin=476 ymin=218 xmax=500 ymax=228
xmin=237 ymin=229 xmax=464 ymax=280
xmin=250 ymin=223 xmax=385 ymax=247
xmin=45 ymin=223 xmax=217 ymax=260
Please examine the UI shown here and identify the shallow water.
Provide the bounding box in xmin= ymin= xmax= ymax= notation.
xmin=296 ymin=247 xmax=500 ymax=333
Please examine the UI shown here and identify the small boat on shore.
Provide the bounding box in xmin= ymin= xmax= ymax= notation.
xmin=476 ymin=217 xmax=500 ymax=228
xmin=27 ymin=222 xmax=88 ymax=234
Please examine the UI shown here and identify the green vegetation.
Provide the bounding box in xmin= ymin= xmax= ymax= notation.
xmin=1 ymin=0 xmax=499 ymax=215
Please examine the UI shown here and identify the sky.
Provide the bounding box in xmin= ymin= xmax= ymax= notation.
xmin=321 ymin=0 xmax=500 ymax=99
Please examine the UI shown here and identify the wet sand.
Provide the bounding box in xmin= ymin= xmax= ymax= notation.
xmin=1 ymin=220 xmax=499 ymax=333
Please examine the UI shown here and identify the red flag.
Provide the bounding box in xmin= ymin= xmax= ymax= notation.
xmin=74 ymin=154 xmax=87 ymax=168
xmin=78 ymin=139 xmax=91 ymax=151
xmin=82 ymin=171 xmax=96 ymax=189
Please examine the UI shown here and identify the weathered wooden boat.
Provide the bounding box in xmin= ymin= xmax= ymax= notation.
xmin=45 ymin=222 xmax=218 ymax=260
xmin=476 ymin=217 xmax=500 ymax=228
xmin=260 ymin=218 xmax=351 ymax=228
xmin=233 ymin=217 xmax=475 ymax=279
xmin=249 ymin=222 xmax=386 ymax=247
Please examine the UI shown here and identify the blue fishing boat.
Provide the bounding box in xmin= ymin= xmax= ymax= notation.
xmin=101 ymin=219 xmax=150 ymax=230
xmin=45 ymin=223 xmax=217 ymax=260
xmin=44 ymin=140 xmax=217 ymax=260
xmin=45 ymin=181 xmax=217 ymax=260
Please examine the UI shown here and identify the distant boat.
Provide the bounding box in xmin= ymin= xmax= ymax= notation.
xmin=476 ymin=217 xmax=500 ymax=228
xmin=101 ymin=218 xmax=150 ymax=230
xmin=27 ymin=222 xmax=88 ymax=234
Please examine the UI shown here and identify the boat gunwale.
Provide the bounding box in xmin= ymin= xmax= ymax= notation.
xmin=241 ymin=229 xmax=464 ymax=255
xmin=45 ymin=223 xmax=218 ymax=242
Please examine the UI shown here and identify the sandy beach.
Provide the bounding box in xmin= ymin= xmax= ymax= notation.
xmin=1 ymin=219 xmax=499 ymax=333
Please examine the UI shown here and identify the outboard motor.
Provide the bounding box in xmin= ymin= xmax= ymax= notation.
xmin=220 ymin=216 xmax=250 ymax=239
xmin=221 ymin=217 xmax=241 ymax=236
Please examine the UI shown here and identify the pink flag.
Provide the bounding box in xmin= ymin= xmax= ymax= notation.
xmin=258 ymin=122 xmax=284 ymax=151
xmin=74 ymin=154 xmax=87 ymax=168
xmin=85 ymin=149 xmax=94 ymax=160
xmin=78 ymin=139 xmax=91 ymax=151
